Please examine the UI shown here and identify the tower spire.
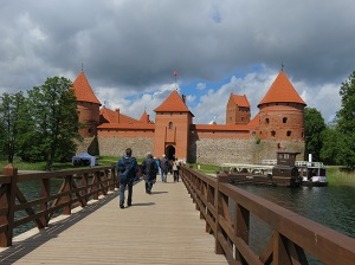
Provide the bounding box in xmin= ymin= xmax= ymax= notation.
xmin=173 ymin=71 xmax=179 ymax=91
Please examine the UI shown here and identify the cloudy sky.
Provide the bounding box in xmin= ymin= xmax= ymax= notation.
xmin=1 ymin=0 xmax=354 ymax=124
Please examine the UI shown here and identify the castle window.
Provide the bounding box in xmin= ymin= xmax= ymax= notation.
xmin=265 ymin=118 xmax=270 ymax=124
xmin=271 ymin=131 xmax=276 ymax=137
xmin=287 ymin=131 xmax=292 ymax=137
xmin=168 ymin=122 xmax=173 ymax=129
xmin=283 ymin=117 xmax=288 ymax=123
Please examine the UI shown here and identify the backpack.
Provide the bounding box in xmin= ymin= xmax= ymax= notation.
xmin=117 ymin=157 xmax=135 ymax=182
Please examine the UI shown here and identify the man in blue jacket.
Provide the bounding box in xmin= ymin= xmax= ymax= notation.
xmin=116 ymin=148 xmax=139 ymax=209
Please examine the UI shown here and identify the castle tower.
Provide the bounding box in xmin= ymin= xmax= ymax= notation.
xmin=226 ymin=93 xmax=251 ymax=124
xmin=153 ymin=90 xmax=194 ymax=161
xmin=72 ymin=71 xmax=101 ymax=137
xmin=257 ymin=71 xmax=306 ymax=141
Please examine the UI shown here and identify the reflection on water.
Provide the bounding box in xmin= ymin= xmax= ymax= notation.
xmin=237 ymin=184 xmax=355 ymax=264
xmin=239 ymin=185 xmax=355 ymax=238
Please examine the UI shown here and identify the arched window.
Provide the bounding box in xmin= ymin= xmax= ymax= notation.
xmin=287 ymin=130 xmax=292 ymax=137
xmin=283 ymin=117 xmax=288 ymax=123
xmin=271 ymin=131 xmax=276 ymax=137
xmin=168 ymin=122 xmax=173 ymax=129
xmin=265 ymin=118 xmax=270 ymax=124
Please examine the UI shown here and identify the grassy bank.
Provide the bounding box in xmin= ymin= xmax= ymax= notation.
xmin=326 ymin=167 xmax=355 ymax=186
xmin=0 ymin=156 xmax=145 ymax=172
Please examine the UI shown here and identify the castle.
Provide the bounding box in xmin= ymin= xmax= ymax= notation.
xmin=72 ymin=70 xmax=306 ymax=164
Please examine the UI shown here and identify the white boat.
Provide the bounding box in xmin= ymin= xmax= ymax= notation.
xmin=297 ymin=161 xmax=327 ymax=186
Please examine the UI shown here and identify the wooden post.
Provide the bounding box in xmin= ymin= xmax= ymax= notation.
xmin=62 ymin=175 xmax=72 ymax=215
xmin=0 ymin=164 xmax=18 ymax=247
xmin=235 ymin=203 xmax=250 ymax=262
xmin=39 ymin=178 xmax=50 ymax=228
xmin=215 ymin=172 xmax=231 ymax=254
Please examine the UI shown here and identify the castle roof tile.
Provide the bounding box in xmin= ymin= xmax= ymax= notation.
xmin=258 ymin=71 xmax=306 ymax=107
xmin=100 ymin=107 xmax=140 ymax=124
xmin=154 ymin=90 xmax=194 ymax=116
xmin=231 ymin=94 xmax=250 ymax=108
xmin=72 ymin=72 xmax=101 ymax=105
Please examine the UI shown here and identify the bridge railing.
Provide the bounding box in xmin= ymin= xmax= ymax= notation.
xmin=0 ymin=164 xmax=117 ymax=247
xmin=180 ymin=166 xmax=355 ymax=265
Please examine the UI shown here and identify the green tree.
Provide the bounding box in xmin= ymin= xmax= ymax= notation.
xmin=0 ymin=92 xmax=29 ymax=163
xmin=320 ymin=127 xmax=342 ymax=165
xmin=304 ymin=107 xmax=326 ymax=162
xmin=336 ymin=71 xmax=355 ymax=168
xmin=27 ymin=76 xmax=81 ymax=170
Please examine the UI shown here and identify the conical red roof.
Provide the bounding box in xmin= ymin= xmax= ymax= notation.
xmin=258 ymin=71 xmax=306 ymax=107
xmin=72 ymin=72 xmax=101 ymax=105
xmin=154 ymin=90 xmax=193 ymax=116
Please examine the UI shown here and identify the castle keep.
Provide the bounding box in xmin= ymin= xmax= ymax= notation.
xmin=72 ymin=71 xmax=306 ymax=164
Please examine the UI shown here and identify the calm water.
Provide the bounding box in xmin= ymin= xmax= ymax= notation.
xmin=237 ymin=184 xmax=355 ymax=264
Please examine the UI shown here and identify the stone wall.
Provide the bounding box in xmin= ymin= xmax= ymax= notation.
xmin=189 ymin=135 xmax=305 ymax=165
xmin=98 ymin=137 xmax=154 ymax=158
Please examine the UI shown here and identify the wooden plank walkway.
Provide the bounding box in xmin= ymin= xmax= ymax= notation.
xmin=0 ymin=177 xmax=227 ymax=264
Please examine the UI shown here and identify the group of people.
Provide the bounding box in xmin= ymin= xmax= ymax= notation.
xmin=116 ymin=148 xmax=182 ymax=209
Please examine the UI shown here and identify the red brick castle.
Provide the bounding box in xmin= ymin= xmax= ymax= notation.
xmin=72 ymin=71 xmax=306 ymax=164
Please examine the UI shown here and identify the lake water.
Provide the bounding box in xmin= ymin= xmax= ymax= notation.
xmin=237 ymin=184 xmax=355 ymax=264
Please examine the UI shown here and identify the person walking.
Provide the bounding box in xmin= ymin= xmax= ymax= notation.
xmin=154 ymin=157 xmax=163 ymax=182
xmin=142 ymin=153 xmax=158 ymax=194
xmin=173 ymin=158 xmax=180 ymax=182
xmin=160 ymin=154 xmax=169 ymax=182
xmin=116 ymin=148 xmax=139 ymax=209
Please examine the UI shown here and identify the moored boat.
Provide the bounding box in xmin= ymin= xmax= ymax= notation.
xmin=297 ymin=161 xmax=328 ymax=186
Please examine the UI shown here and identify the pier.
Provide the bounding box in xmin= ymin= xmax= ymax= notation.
xmin=0 ymin=165 xmax=354 ymax=264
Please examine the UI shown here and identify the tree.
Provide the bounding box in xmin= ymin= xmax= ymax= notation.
xmin=320 ymin=127 xmax=342 ymax=165
xmin=304 ymin=107 xmax=326 ymax=162
xmin=27 ymin=76 xmax=81 ymax=170
xmin=335 ymin=71 xmax=355 ymax=168
xmin=0 ymin=92 xmax=29 ymax=163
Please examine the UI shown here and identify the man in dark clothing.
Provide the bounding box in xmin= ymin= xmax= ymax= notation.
xmin=116 ymin=148 xmax=139 ymax=209
xmin=142 ymin=153 xmax=158 ymax=194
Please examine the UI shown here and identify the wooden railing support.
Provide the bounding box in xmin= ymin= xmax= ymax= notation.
xmin=180 ymin=166 xmax=355 ymax=265
xmin=0 ymin=164 xmax=18 ymax=247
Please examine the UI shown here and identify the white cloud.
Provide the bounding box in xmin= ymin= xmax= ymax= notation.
xmin=196 ymin=82 xmax=206 ymax=91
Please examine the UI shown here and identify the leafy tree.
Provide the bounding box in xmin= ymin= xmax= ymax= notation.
xmin=0 ymin=92 xmax=29 ymax=163
xmin=27 ymin=76 xmax=80 ymax=170
xmin=335 ymin=71 xmax=355 ymax=168
xmin=320 ymin=127 xmax=342 ymax=165
xmin=304 ymin=107 xmax=326 ymax=162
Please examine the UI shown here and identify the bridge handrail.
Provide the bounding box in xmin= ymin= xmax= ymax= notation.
xmin=180 ymin=166 xmax=355 ymax=265
xmin=0 ymin=164 xmax=117 ymax=247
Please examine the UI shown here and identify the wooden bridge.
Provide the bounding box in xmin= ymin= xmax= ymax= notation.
xmin=0 ymin=165 xmax=354 ymax=264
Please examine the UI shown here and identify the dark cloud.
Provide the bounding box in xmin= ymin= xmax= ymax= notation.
xmin=0 ymin=0 xmax=354 ymax=122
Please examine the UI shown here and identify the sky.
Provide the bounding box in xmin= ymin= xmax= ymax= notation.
xmin=1 ymin=0 xmax=355 ymax=124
